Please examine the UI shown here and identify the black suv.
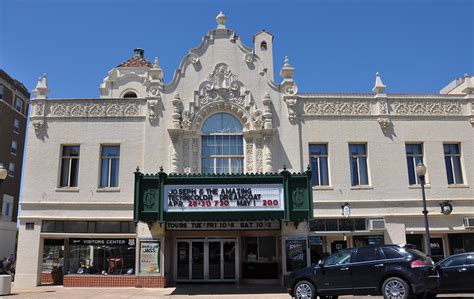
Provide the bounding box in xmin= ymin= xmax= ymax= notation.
xmin=286 ymin=244 xmax=438 ymax=299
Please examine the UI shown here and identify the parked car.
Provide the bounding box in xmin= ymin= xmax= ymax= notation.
xmin=286 ymin=244 xmax=438 ymax=299
xmin=435 ymin=252 xmax=474 ymax=294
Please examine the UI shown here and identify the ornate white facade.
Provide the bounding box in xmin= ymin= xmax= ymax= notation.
xmin=16 ymin=13 xmax=474 ymax=288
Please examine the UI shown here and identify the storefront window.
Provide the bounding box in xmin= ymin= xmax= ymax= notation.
xmin=309 ymin=218 xmax=367 ymax=232
xmin=42 ymin=239 xmax=64 ymax=273
xmin=449 ymin=233 xmax=474 ymax=254
xmin=406 ymin=234 xmax=423 ymax=252
xmin=309 ymin=236 xmax=324 ymax=265
xmin=243 ymin=237 xmax=276 ymax=262
xmin=353 ymin=235 xmax=384 ymax=247
xmin=67 ymin=239 xmax=136 ymax=275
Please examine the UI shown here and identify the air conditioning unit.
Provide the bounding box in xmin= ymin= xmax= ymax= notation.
xmin=368 ymin=219 xmax=386 ymax=230
xmin=464 ymin=217 xmax=474 ymax=228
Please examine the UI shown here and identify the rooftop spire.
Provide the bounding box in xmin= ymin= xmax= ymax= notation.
xmin=216 ymin=11 xmax=227 ymax=29
xmin=280 ymin=56 xmax=295 ymax=79
xmin=33 ymin=73 xmax=50 ymax=99
xmin=372 ymin=72 xmax=387 ymax=94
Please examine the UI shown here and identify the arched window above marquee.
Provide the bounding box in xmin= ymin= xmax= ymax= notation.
xmin=201 ymin=113 xmax=244 ymax=174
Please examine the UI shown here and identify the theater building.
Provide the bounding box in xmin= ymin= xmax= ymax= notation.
xmin=15 ymin=12 xmax=474 ymax=288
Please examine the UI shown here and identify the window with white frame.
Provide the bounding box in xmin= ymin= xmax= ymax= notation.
xmin=14 ymin=98 xmax=23 ymax=113
xmin=59 ymin=145 xmax=80 ymax=187
xmin=406 ymin=143 xmax=424 ymax=185
xmin=13 ymin=119 xmax=20 ymax=134
xmin=201 ymin=113 xmax=244 ymax=174
xmin=309 ymin=144 xmax=329 ymax=186
xmin=8 ymin=163 xmax=15 ymax=177
xmin=11 ymin=140 xmax=18 ymax=155
xmin=0 ymin=85 xmax=4 ymax=99
xmin=2 ymin=194 xmax=14 ymax=221
xmin=99 ymin=145 xmax=120 ymax=188
xmin=349 ymin=143 xmax=369 ymax=186
xmin=444 ymin=143 xmax=464 ymax=185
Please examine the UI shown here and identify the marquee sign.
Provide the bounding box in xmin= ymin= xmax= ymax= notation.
xmin=166 ymin=221 xmax=281 ymax=230
xmin=164 ymin=184 xmax=284 ymax=212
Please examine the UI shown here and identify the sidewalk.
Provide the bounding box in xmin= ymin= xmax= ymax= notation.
xmin=7 ymin=285 xmax=474 ymax=299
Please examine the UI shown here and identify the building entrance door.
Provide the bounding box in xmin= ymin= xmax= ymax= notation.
xmin=175 ymin=238 xmax=238 ymax=282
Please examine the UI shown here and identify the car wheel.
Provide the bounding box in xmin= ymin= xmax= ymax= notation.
xmin=294 ymin=280 xmax=316 ymax=299
xmin=382 ymin=277 xmax=410 ymax=299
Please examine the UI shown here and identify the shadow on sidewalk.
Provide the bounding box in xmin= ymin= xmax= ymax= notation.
xmin=170 ymin=283 xmax=287 ymax=296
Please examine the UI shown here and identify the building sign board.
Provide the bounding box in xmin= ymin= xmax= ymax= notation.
xmin=164 ymin=184 xmax=284 ymax=212
xmin=69 ymin=238 xmax=136 ymax=246
xmin=165 ymin=221 xmax=281 ymax=230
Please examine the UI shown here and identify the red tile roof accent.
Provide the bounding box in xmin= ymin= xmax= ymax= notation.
xmin=117 ymin=56 xmax=153 ymax=68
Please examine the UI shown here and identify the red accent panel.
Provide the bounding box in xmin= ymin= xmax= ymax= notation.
xmin=63 ymin=275 xmax=165 ymax=288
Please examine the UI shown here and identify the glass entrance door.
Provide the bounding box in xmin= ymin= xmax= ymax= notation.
xmin=208 ymin=241 xmax=221 ymax=279
xmin=223 ymin=240 xmax=236 ymax=279
xmin=175 ymin=238 xmax=237 ymax=281
xmin=191 ymin=241 xmax=204 ymax=279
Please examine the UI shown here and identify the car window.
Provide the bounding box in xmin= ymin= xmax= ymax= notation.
xmin=382 ymin=247 xmax=403 ymax=259
xmin=440 ymin=255 xmax=466 ymax=267
xmin=467 ymin=255 xmax=474 ymax=265
xmin=325 ymin=249 xmax=352 ymax=266
xmin=355 ymin=247 xmax=382 ymax=262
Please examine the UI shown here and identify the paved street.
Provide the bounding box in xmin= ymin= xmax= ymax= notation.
xmin=6 ymin=285 xmax=474 ymax=299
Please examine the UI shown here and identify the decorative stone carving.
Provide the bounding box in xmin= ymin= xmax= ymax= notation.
xmin=392 ymin=100 xmax=462 ymax=116
xmin=192 ymin=138 xmax=199 ymax=173
xmin=147 ymin=97 xmax=160 ymax=122
xmin=169 ymin=134 xmax=180 ymax=173
xmin=245 ymin=136 xmax=254 ymax=172
xmin=263 ymin=136 xmax=273 ymax=173
xmin=34 ymin=103 xmax=45 ymax=116
xmin=377 ymin=117 xmax=393 ymax=134
xmin=198 ymin=63 xmax=244 ymax=106
xmin=189 ymin=53 xmax=199 ymax=64
xmin=183 ymin=139 xmax=190 ymax=171
xmin=244 ymin=52 xmax=255 ymax=63
xmin=171 ymin=93 xmax=183 ymax=129
xmin=256 ymin=138 xmax=263 ymax=173
xmin=379 ymin=100 xmax=389 ymax=114
xmin=32 ymin=120 xmax=44 ymax=136
xmin=262 ymin=93 xmax=273 ymax=129
xmin=45 ymin=101 xmax=142 ymax=118
xmin=280 ymin=56 xmax=298 ymax=96
xmin=303 ymin=100 xmax=371 ymax=115
xmin=251 ymin=110 xmax=264 ymax=130
xmin=285 ymin=98 xmax=298 ymax=123
xmin=181 ymin=110 xmax=192 ymax=130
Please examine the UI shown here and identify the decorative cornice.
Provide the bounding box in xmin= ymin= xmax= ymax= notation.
xmin=30 ymin=99 xmax=146 ymax=119
xmin=303 ymin=99 xmax=371 ymax=116
xmin=300 ymin=96 xmax=468 ymax=117
xmin=391 ymin=99 xmax=463 ymax=116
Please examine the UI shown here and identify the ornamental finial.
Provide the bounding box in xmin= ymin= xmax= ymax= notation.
xmin=216 ymin=11 xmax=227 ymax=29
xmin=372 ymin=71 xmax=387 ymax=94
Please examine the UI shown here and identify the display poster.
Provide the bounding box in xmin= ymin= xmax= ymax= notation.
xmin=140 ymin=240 xmax=160 ymax=274
xmin=164 ymin=184 xmax=284 ymax=212
xmin=286 ymin=238 xmax=307 ymax=272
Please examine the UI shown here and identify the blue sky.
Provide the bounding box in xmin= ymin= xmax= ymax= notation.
xmin=1 ymin=0 xmax=472 ymax=97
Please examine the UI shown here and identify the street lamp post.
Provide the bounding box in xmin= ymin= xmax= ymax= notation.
xmin=416 ymin=162 xmax=432 ymax=257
